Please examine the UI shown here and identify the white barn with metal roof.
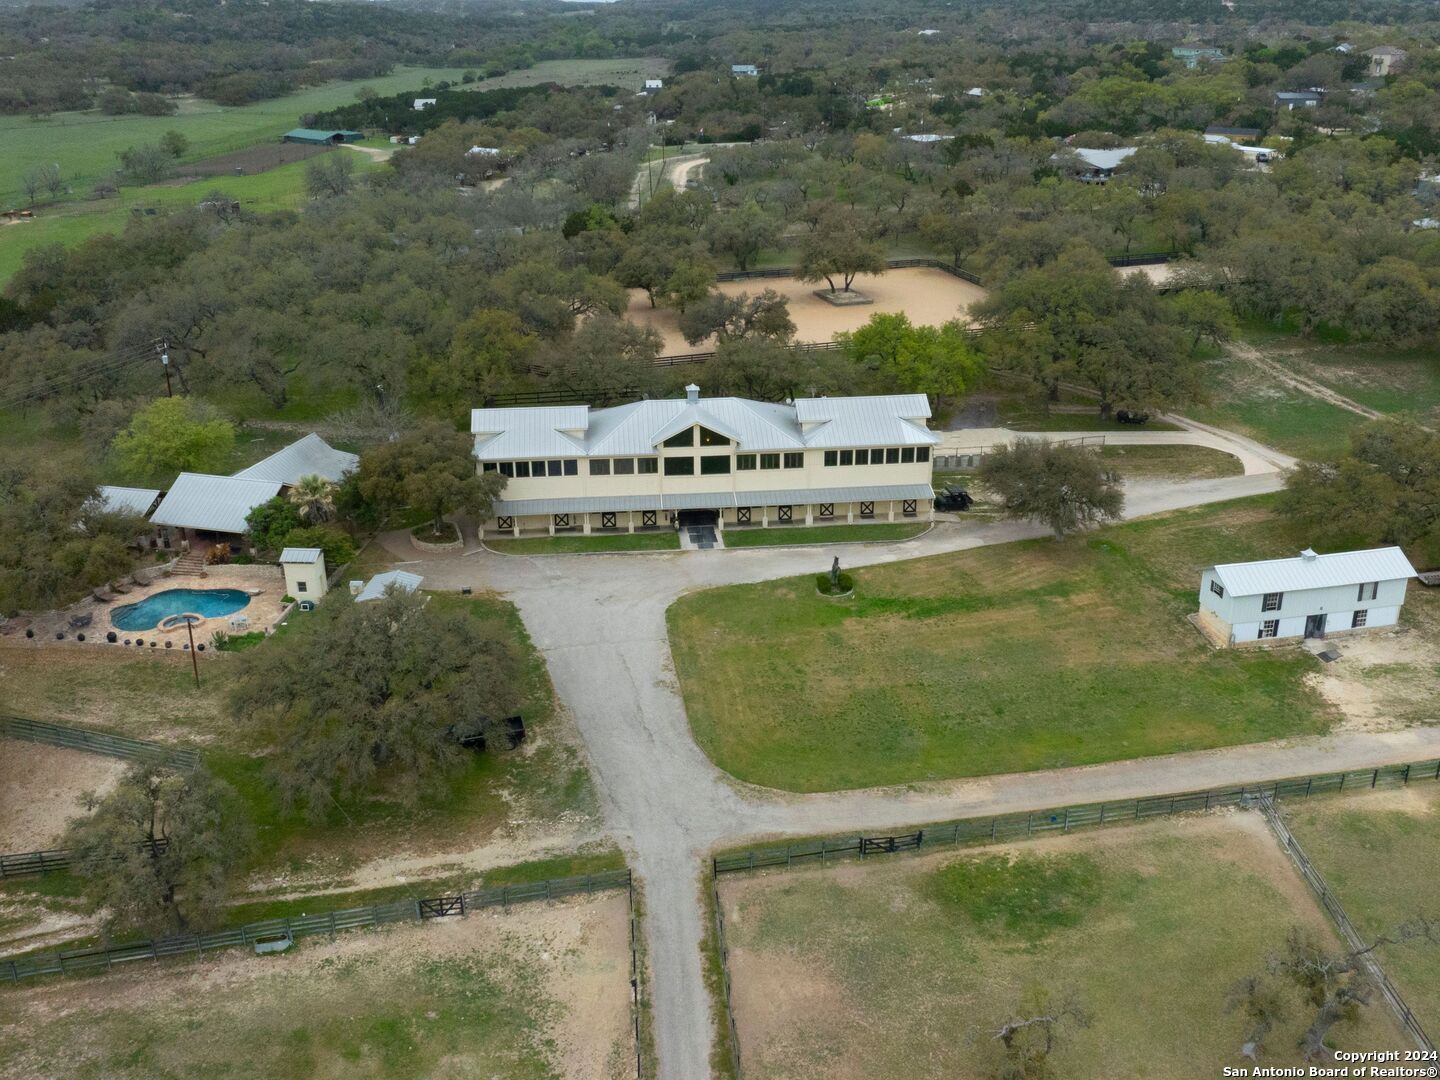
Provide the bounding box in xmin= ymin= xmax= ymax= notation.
xmin=1198 ymin=546 xmax=1417 ymax=646
xmin=472 ymin=385 xmax=939 ymax=537
xmin=279 ymin=546 xmax=328 ymax=601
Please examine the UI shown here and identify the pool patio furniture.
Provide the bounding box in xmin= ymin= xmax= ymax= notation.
xmin=92 ymin=587 xmax=115 ymax=603
xmin=68 ymin=613 xmax=93 ymax=630
xmin=110 ymin=580 xmax=132 ymax=594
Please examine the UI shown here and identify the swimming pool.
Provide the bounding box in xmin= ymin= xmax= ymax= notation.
xmin=111 ymin=589 xmax=251 ymax=632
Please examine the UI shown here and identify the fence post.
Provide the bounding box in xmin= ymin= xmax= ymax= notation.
xmin=1372 ymin=768 xmax=1379 ymax=789
xmin=1402 ymin=764 xmax=1411 ymax=786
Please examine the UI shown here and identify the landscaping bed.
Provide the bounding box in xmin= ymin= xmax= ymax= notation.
xmin=717 ymin=812 xmax=1401 ymax=1079
xmin=669 ymin=499 xmax=1337 ymax=792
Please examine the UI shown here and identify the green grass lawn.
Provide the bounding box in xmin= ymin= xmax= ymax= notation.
xmin=486 ymin=531 xmax=680 ymax=554
xmin=1099 ymin=444 xmax=1245 ymax=480
xmin=1280 ymin=785 xmax=1440 ymax=1030
xmin=995 ymin=398 xmax=1183 ymax=432
xmin=0 ymin=590 xmax=600 ymax=891
xmin=722 ymin=522 xmax=929 ymax=548
xmin=719 ymin=814 xmax=1400 ymax=1078
xmin=1270 ymin=343 xmax=1440 ymax=428
xmin=669 ymin=498 xmax=1336 ymax=792
xmin=0 ymin=66 xmax=472 ymax=206
xmin=0 ymin=890 xmax=633 ymax=1079
xmin=1 ymin=153 xmax=384 ymax=285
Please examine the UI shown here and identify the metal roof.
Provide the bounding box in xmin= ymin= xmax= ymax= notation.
xmin=279 ymin=547 xmax=323 ymax=564
xmin=282 ymin=128 xmax=363 ymax=140
xmin=95 ymin=485 xmax=161 ymax=518
xmin=1070 ymin=147 xmax=1138 ymax=171
xmin=149 ymin=474 xmax=283 ymax=535
xmin=233 ymin=433 xmax=358 ymax=486
xmin=493 ymin=484 xmax=933 ymax=517
xmin=1210 ymin=547 xmax=1417 ymax=596
xmin=355 ymin=570 xmax=424 ymax=602
xmin=473 ymin=392 xmax=938 ymax=460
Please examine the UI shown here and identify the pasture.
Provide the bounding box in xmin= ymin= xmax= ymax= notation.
xmin=624 ymin=267 xmax=987 ymax=355
xmin=0 ymin=890 xmax=635 ymax=1080
xmin=717 ymin=812 xmax=1403 ymax=1079
xmin=668 ymin=499 xmax=1338 ymax=792
xmin=1281 ymin=785 xmax=1440 ymax=1030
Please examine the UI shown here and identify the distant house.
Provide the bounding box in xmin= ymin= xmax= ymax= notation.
xmin=901 ymin=133 xmax=953 ymax=143
xmin=281 ymin=128 xmax=363 ymax=145
xmin=1172 ymin=46 xmax=1225 ymax=68
xmin=94 ymin=485 xmax=163 ymax=519
xmin=731 ymin=64 xmax=759 ymax=77
xmin=1058 ymin=146 xmax=1138 ymax=183
xmin=467 ymin=146 xmax=501 ymax=157
xmin=149 ymin=474 xmax=284 ymax=546
xmin=643 ymin=78 xmax=663 ymax=91
xmin=1274 ymin=91 xmax=1323 ymax=110
xmin=917 ymin=28 xmax=940 ymax=36
xmin=233 ymin=432 xmax=358 ymax=486
xmin=1416 ymin=173 xmax=1440 ymax=203
xmin=413 ymin=97 xmax=437 ymax=111
xmin=1364 ymin=46 xmax=1408 ymax=77
xmin=1197 ymin=547 xmax=1417 ymax=647
xmin=1203 ymin=133 xmax=1278 ymax=163
xmin=965 ymin=87 xmax=987 ymax=98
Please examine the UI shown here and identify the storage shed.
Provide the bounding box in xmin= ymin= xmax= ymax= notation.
xmin=1197 ymin=547 xmax=1417 ymax=646
xmin=279 ymin=547 xmax=327 ymax=602
xmin=281 ymin=128 xmax=364 ymax=145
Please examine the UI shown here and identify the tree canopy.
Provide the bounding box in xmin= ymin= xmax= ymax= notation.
xmin=357 ymin=421 xmax=505 ymax=535
xmin=229 ymin=589 xmax=526 ymax=819
xmin=979 ymin=439 xmax=1124 ymax=537
xmin=109 ymin=397 xmax=236 ymax=483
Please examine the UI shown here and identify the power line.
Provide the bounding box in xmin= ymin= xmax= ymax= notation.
xmin=0 ymin=340 xmax=163 ymax=411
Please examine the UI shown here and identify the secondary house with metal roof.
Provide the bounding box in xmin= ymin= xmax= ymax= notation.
xmin=1197 ymin=546 xmax=1417 ymax=647
xmin=471 ymin=385 xmax=940 ymax=538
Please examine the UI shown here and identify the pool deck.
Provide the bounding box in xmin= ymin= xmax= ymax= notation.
xmin=17 ymin=565 xmax=288 ymax=643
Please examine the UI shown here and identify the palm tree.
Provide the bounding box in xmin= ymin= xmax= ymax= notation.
xmin=288 ymin=474 xmax=335 ymax=524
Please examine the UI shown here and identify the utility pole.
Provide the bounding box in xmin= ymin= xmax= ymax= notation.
xmin=158 ymin=342 xmax=172 ymax=397
xmin=185 ymin=619 xmax=200 ymax=689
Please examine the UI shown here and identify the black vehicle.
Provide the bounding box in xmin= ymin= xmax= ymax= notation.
xmin=934 ymin=485 xmax=974 ymax=512
xmin=1116 ymin=409 xmax=1151 ymax=425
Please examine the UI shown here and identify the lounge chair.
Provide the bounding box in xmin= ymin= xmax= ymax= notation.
xmin=92 ymin=587 xmax=115 ymax=603
xmin=68 ymin=613 xmax=93 ymax=630
xmin=110 ymin=580 xmax=132 ymax=594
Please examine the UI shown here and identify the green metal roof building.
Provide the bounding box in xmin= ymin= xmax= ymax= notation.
xmin=281 ymin=128 xmax=364 ymax=145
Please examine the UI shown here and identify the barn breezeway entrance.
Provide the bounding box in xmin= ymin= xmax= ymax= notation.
xmin=677 ymin=509 xmax=720 ymax=550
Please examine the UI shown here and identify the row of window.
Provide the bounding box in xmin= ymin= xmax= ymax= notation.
xmin=824 ymin=447 xmax=930 ymax=466
xmin=1259 ymin=582 xmax=1379 ymax=612
xmin=483 ymin=459 xmax=590 ymax=478
xmin=1258 ymin=609 xmax=1370 ymax=639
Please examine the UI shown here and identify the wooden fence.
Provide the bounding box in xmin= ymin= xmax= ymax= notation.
xmin=712 ymin=758 xmax=1440 ymax=876
xmin=1259 ymin=796 xmax=1433 ymax=1053
xmin=1 ymin=715 xmax=199 ymax=771
xmin=1 ymin=839 xmax=168 ymax=880
xmin=1 ymin=868 xmax=633 ymax=984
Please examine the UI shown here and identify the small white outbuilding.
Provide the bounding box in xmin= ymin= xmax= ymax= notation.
xmin=280 ymin=547 xmax=328 ymax=603
xmin=1197 ymin=547 xmax=1416 ymax=647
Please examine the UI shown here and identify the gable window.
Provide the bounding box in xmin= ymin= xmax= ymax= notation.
xmin=698 ymin=426 xmax=730 ymax=447
xmin=700 ymin=455 xmax=732 ymax=475
xmin=664 ymin=456 xmax=695 ymax=476
xmin=886 ymin=448 xmax=900 ymax=464
xmin=664 ymin=428 xmax=695 ymax=448
xmin=917 ymin=447 xmax=930 ymax=463
xmin=614 ymin=458 xmax=635 ymax=475
xmin=1352 ymin=609 xmax=1368 ymax=628
xmin=838 ymin=450 xmax=853 ymax=466
xmin=564 ymin=460 xmax=577 ymax=476
xmin=589 ymin=459 xmax=611 ymax=476
xmin=760 ymin=453 xmax=781 ymax=470
xmin=1261 ymin=592 xmax=1283 ymax=612
xmin=1210 ymin=580 xmax=1224 ymax=598
xmin=901 ymin=448 xmax=916 ymax=463
xmin=824 ymin=451 xmax=838 ymax=467
xmin=783 ymin=452 xmax=804 ymax=469
xmin=1258 ymin=620 xmax=1279 ymax=639
xmin=638 ymin=457 xmax=659 ymax=474
xmin=1357 ymin=582 xmax=1378 ymax=602
xmin=736 ymin=454 xmax=757 ymax=470
xmin=499 ymin=462 xmax=515 ymax=477
xmin=855 ymin=449 xmax=869 ymax=465
xmin=531 ymin=460 xmax=546 ymax=477
xmin=514 ymin=462 xmax=530 ymax=478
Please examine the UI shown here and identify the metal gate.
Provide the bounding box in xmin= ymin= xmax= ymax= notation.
xmin=418 ymin=895 xmax=465 ymax=919
xmin=860 ymin=831 xmax=923 ymax=855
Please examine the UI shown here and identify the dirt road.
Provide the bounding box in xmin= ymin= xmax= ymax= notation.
xmin=1226 ymin=340 xmax=1384 ymax=421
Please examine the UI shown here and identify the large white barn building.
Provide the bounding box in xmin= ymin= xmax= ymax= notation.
xmin=1197 ymin=547 xmax=1416 ymax=646
xmin=471 ymin=386 xmax=940 ymax=537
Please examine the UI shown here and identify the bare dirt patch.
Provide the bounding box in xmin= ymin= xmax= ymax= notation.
xmin=626 ymin=266 xmax=988 ymax=355
xmin=1305 ymin=609 xmax=1440 ymax=730
xmin=179 ymin=141 xmax=334 ymax=178
xmin=0 ymin=741 xmax=126 ymax=851
xmin=0 ymin=891 xmax=633 ymax=1080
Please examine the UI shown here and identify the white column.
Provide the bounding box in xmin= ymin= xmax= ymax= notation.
xmin=512 ymin=520 xmax=521 ymax=538
xmin=583 ymin=514 xmax=592 ymax=535
xmin=888 ymin=502 xmax=896 ymax=522
xmin=548 ymin=517 xmax=556 ymax=536
xmin=761 ymin=506 xmax=768 ymax=528
xmin=628 ymin=510 xmax=635 ymax=534
xmin=847 ymin=506 xmax=854 ymax=524
xmin=717 ymin=512 xmax=724 ymax=532
xmin=805 ymin=505 xmax=813 ymax=526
